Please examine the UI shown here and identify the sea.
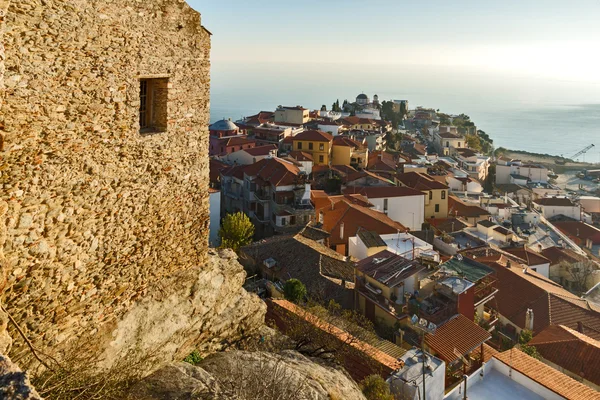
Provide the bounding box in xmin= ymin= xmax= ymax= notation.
xmin=209 ymin=62 xmax=600 ymax=162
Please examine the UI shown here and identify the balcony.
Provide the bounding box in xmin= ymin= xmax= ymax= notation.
xmin=473 ymin=276 xmax=498 ymax=307
xmin=252 ymin=190 xmax=271 ymax=202
xmin=356 ymin=278 xmax=405 ymax=318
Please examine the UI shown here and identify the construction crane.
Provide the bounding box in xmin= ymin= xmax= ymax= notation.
xmin=556 ymin=144 xmax=595 ymax=165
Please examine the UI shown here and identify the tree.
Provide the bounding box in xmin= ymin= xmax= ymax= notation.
xmin=283 ymin=279 xmax=307 ymax=303
xmin=519 ymin=329 xmax=534 ymax=345
xmin=465 ymin=134 xmax=482 ymax=152
xmin=219 ymin=212 xmax=255 ymax=253
xmin=520 ymin=344 xmax=541 ymax=360
xmin=559 ymin=259 xmax=598 ymax=296
xmin=360 ymin=375 xmax=394 ymax=400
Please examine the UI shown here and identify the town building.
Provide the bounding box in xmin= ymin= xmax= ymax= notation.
xmin=532 ymin=197 xmax=581 ymax=221
xmin=495 ymin=160 xmax=549 ymax=185
xmin=397 ymin=172 xmax=450 ymax=219
xmin=445 ymin=348 xmax=600 ymax=400
xmin=209 ymin=188 xmax=221 ymax=247
xmin=220 ymin=157 xmax=313 ymax=237
xmin=356 ymin=93 xmax=370 ymax=106
xmin=342 ymin=186 xmax=425 ymax=231
xmin=388 ymin=348 xmax=444 ymax=400
xmin=292 ymin=130 xmax=333 ymax=165
xmin=248 ymin=123 xmax=303 ymax=147
xmin=432 ymin=131 xmax=466 ymax=156
xmin=331 ymin=136 xmax=369 ymax=169
xmin=219 ymin=144 xmax=278 ymax=165
xmin=348 ymin=230 xmax=436 ymax=261
xmin=318 ymin=198 xmax=407 ymax=255
xmin=274 ymin=105 xmax=310 ymax=125
xmin=209 ymin=119 xmax=256 ymax=156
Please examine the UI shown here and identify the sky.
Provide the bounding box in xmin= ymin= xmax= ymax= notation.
xmin=189 ymin=0 xmax=600 ymax=83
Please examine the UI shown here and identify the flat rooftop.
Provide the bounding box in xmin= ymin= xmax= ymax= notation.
xmin=462 ymin=369 xmax=544 ymax=400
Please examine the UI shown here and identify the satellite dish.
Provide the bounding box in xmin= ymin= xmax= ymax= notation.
xmin=419 ymin=318 xmax=428 ymax=328
xmin=428 ymin=322 xmax=437 ymax=334
xmin=456 ymin=254 xmax=463 ymax=261
xmin=411 ymin=314 xmax=419 ymax=325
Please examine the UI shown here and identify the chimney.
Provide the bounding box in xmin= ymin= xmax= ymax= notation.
xmin=577 ymin=322 xmax=584 ymax=333
xmin=340 ymin=222 xmax=345 ymax=240
xmin=525 ymin=309 xmax=534 ymax=331
xmin=506 ymin=260 xmax=511 ymax=268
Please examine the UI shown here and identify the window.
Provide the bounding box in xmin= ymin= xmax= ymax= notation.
xmin=298 ymin=142 xmax=303 ymax=150
xmin=435 ymin=204 xmax=440 ymax=213
xmin=384 ymin=198 xmax=388 ymax=212
xmin=441 ymin=190 xmax=446 ymax=199
xmin=429 ymin=191 xmax=433 ymax=200
xmin=319 ymin=143 xmax=324 ymax=151
xmin=139 ymin=78 xmax=169 ymax=134
xmin=446 ymin=141 xmax=450 ymax=147
xmin=458 ymin=142 xmax=462 ymax=148
xmin=319 ymin=155 xmax=324 ymax=163
xmin=309 ymin=142 xmax=314 ymax=150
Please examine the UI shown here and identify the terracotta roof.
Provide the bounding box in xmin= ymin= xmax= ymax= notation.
xmin=425 ymin=314 xmax=491 ymax=363
xmin=533 ymin=197 xmax=577 ymax=207
xmin=268 ymin=299 xmax=405 ymax=371
xmin=243 ymin=157 xmax=303 ymax=187
xmin=288 ymin=150 xmax=313 ymax=161
xmin=300 ymin=223 xmax=331 ymax=242
xmin=472 ymin=254 xmax=600 ymax=336
xmin=332 ymin=136 xmax=364 ymax=149
xmin=209 ymin=158 xmax=229 ymax=185
xmin=437 ymin=132 xmax=463 ymax=139
xmin=493 ymin=348 xmax=600 ymax=400
xmin=429 ymin=218 xmax=469 ymax=234
xmin=541 ymin=246 xmax=588 ymax=265
xmin=529 ymin=325 xmax=600 ymax=387
xmin=397 ymin=172 xmax=448 ymax=191
xmin=293 ymin=130 xmax=333 ymax=142
xmin=368 ymin=151 xmax=398 ymax=171
xmin=504 ymin=247 xmax=551 ymax=266
xmin=448 ymin=196 xmax=490 ymax=218
xmin=553 ymin=221 xmax=600 ymax=244
xmin=223 ymin=135 xmax=255 ymax=147
xmin=321 ymin=199 xmax=406 ymax=247
xmin=357 ymin=250 xmax=425 ymax=288
xmin=345 ymin=170 xmax=395 ymax=185
xmin=220 ymin=164 xmax=246 ymax=180
xmin=243 ymin=144 xmax=278 ymax=156
xmin=342 ymin=186 xmax=425 ymax=199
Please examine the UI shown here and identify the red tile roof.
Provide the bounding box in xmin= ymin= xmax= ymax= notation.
xmin=448 ymin=196 xmax=490 ymax=218
xmin=209 ymin=158 xmax=229 ymax=185
xmin=321 ymin=199 xmax=406 ymax=246
xmin=541 ymin=246 xmax=588 ymax=265
xmin=553 ymin=221 xmax=600 ymax=244
xmin=472 ymin=254 xmax=600 ymax=336
xmin=368 ymin=151 xmax=398 ymax=171
xmin=345 ymin=170 xmax=395 ymax=185
xmin=397 ymin=172 xmax=449 ymax=191
xmin=244 ymin=144 xmax=278 ymax=156
xmin=288 ymin=151 xmax=313 ymax=161
xmin=533 ymin=197 xmax=577 ymax=207
xmin=503 ymin=247 xmax=551 ymax=266
xmin=342 ymin=186 xmax=425 ymax=199
xmin=529 ymin=325 xmax=600 ymax=387
xmin=493 ymin=348 xmax=600 ymax=400
xmin=332 ymin=136 xmax=364 ymax=149
xmin=242 ymin=157 xmax=303 ymax=187
xmin=223 ymin=136 xmax=255 ymax=147
xmin=293 ymin=130 xmax=333 ymax=142
xmin=425 ymin=314 xmax=491 ymax=363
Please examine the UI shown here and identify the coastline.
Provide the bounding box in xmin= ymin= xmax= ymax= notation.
xmin=495 ymin=147 xmax=600 ymax=171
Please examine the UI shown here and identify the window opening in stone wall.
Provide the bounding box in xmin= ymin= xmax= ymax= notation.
xmin=139 ymin=78 xmax=169 ymax=134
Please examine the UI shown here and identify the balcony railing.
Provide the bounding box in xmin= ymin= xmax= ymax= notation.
xmin=474 ymin=276 xmax=498 ymax=306
xmin=253 ymin=190 xmax=270 ymax=202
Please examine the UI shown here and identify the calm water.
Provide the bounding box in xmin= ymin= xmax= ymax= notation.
xmin=210 ymin=62 xmax=600 ymax=161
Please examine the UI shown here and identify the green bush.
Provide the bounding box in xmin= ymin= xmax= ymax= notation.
xmin=283 ymin=279 xmax=307 ymax=303
xmin=219 ymin=211 xmax=255 ymax=253
xmin=360 ymin=375 xmax=394 ymax=400
xmin=183 ymin=350 xmax=203 ymax=366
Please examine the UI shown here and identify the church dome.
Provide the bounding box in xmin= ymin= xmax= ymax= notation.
xmin=356 ymin=94 xmax=368 ymax=100
xmin=209 ymin=119 xmax=238 ymax=131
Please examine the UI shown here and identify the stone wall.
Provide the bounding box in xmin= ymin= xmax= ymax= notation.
xmin=0 ymin=0 xmax=264 ymax=372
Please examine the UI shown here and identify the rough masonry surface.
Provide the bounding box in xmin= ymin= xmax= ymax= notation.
xmin=0 ymin=0 xmax=265 ymax=373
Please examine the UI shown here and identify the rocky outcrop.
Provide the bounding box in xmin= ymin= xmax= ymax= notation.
xmin=99 ymin=249 xmax=266 ymax=371
xmin=131 ymin=350 xmax=367 ymax=400
xmin=0 ymin=354 xmax=42 ymax=400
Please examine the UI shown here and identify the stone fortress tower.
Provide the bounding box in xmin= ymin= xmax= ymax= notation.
xmin=0 ymin=0 xmax=264 ymax=374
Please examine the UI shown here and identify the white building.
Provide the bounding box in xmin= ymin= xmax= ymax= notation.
xmin=209 ymin=188 xmax=221 ymax=247
xmin=219 ymin=144 xmax=278 ymax=165
xmin=532 ymin=197 xmax=581 ymax=221
xmin=317 ymin=120 xmax=341 ymax=136
xmin=342 ymin=186 xmax=425 ymax=231
xmin=496 ymin=160 xmax=548 ymax=185
xmin=349 ymin=231 xmax=438 ymax=262
xmin=388 ymin=348 xmax=445 ymax=400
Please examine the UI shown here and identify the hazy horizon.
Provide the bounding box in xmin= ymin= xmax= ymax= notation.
xmin=191 ymin=1 xmax=600 ymax=158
